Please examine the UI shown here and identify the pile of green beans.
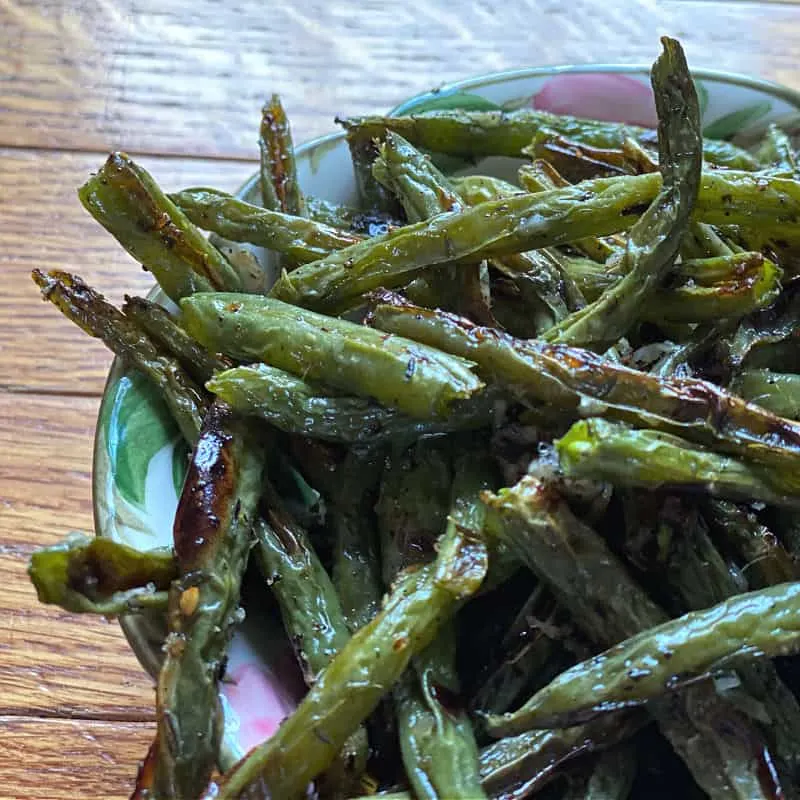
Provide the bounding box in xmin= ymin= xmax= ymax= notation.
xmin=29 ymin=37 xmax=800 ymax=800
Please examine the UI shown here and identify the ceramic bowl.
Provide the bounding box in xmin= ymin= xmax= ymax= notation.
xmin=92 ymin=64 xmax=800 ymax=768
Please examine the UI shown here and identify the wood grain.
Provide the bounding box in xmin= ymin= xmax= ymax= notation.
xmin=0 ymin=149 xmax=254 ymax=395
xmin=0 ymin=393 xmax=154 ymax=717
xmin=0 ymin=716 xmax=153 ymax=800
xmin=1 ymin=1 xmax=800 ymax=158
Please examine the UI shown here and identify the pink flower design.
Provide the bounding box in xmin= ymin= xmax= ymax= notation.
xmin=533 ymin=73 xmax=658 ymax=128
xmin=222 ymin=661 xmax=298 ymax=753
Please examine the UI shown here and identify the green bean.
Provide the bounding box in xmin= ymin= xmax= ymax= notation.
xmin=396 ymin=625 xmax=486 ymax=800
xmin=170 ymin=188 xmax=362 ymax=264
xmin=122 ymin=295 xmax=231 ymax=384
xmin=207 ymin=364 xmax=495 ymax=445
xmin=255 ymin=479 xmax=351 ymax=683
xmin=543 ymin=38 xmax=702 ymax=351
xmin=78 ymin=153 xmax=240 ymax=301
xmin=556 ymin=418 xmax=800 ymax=508
xmin=565 ymin=252 xmax=782 ymax=323
xmin=270 ymin=167 xmax=800 ymax=311
xmin=213 ymin=483 xmax=488 ymax=798
xmin=564 ymin=251 xmax=746 ymax=297
xmin=486 ymin=582 xmax=800 ymax=734
xmin=561 ymin=744 xmax=637 ymax=800
xmin=328 ymin=450 xmax=384 ymax=634
xmin=451 ymin=174 xmax=524 ymax=205
xmin=516 ymin=159 xmax=618 ymax=263
xmin=339 ymin=107 xmax=757 ymax=170
xmin=732 ymin=369 xmax=800 ymax=420
xmin=28 ymin=533 xmax=175 ymax=615
xmin=705 ymin=499 xmax=798 ymax=589
xmin=270 ymin=173 xmax=656 ymax=310
xmin=370 ymin=296 xmax=800 ymax=476
xmin=32 ymin=270 xmax=206 ymax=444
xmin=182 ymin=293 xmax=484 ymax=419
xmin=373 ymin=132 xmax=464 ymax=222
xmin=259 ymin=94 xmax=306 ymax=216
xmin=374 ymin=131 xmax=496 ymax=326
xmin=682 ymin=220 xmax=735 ymax=260
xmin=483 ymin=472 xmax=787 ymax=799
xmin=478 ymin=711 xmax=647 ymax=800
xmin=254 ymin=478 xmax=369 ymax=795
xmin=153 ymin=402 xmax=265 ymax=798
xmin=377 ymin=437 xmax=453 ymax=586
xmin=523 ymin=127 xmax=639 ymax=181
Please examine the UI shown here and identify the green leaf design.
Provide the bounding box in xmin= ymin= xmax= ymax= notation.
xmin=393 ymin=90 xmax=500 ymax=116
xmin=101 ymin=371 xmax=181 ymax=509
xmin=703 ymin=102 xmax=772 ymax=141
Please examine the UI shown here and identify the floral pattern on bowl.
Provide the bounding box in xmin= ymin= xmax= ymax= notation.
xmin=533 ymin=72 xmax=658 ymax=127
xmin=93 ymin=64 xmax=800 ymax=770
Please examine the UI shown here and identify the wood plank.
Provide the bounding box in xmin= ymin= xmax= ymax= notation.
xmin=0 ymin=716 xmax=153 ymax=800
xmin=0 ymin=392 xmax=154 ymax=717
xmin=1 ymin=0 xmax=800 ymax=157
xmin=0 ymin=149 xmax=254 ymax=395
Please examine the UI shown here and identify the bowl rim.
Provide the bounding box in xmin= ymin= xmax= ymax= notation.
xmin=92 ymin=55 xmax=800 ymax=725
xmin=391 ymin=62 xmax=800 ymax=114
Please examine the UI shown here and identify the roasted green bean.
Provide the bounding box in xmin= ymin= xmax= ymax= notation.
xmin=153 ymin=402 xmax=265 ymax=798
xmin=259 ymin=94 xmax=306 ymax=217
xmin=33 ymin=270 xmax=206 ymax=444
xmin=485 ymin=582 xmax=800 ymax=734
xmin=182 ymin=293 xmax=484 ymax=419
xmin=79 ymin=154 xmax=241 ymax=301
xmin=340 ymin=108 xmax=757 ymax=170
xmin=556 ymin=418 xmax=800 ymax=508
xmin=122 ymin=295 xmax=231 ymax=384
xmin=28 ymin=533 xmax=176 ymax=615
xmin=207 ymin=364 xmax=495 ymax=444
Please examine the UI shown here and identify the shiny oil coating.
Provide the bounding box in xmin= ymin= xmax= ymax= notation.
xmin=172 ymin=403 xmax=237 ymax=570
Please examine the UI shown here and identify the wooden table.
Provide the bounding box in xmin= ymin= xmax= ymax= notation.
xmin=2 ymin=1 xmax=800 ymax=796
